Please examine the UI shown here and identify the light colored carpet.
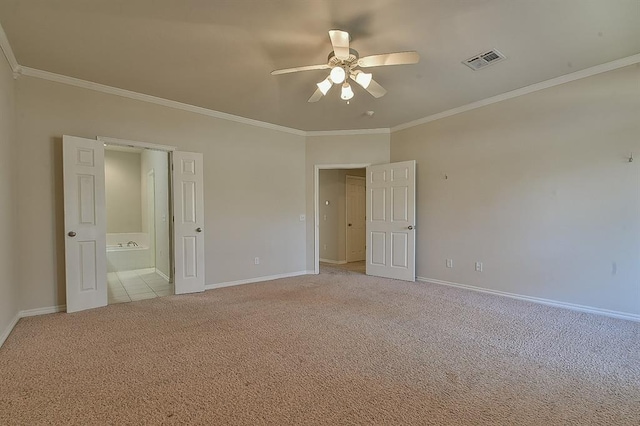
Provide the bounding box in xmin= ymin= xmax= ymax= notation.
xmin=1 ymin=269 xmax=639 ymax=425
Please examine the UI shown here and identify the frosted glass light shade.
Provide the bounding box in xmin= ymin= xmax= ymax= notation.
xmin=354 ymin=71 xmax=372 ymax=89
xmin=317 ymin=77 xmax=333 ymax=95
xmin=341 ymin=83 xmax=354 ymax=100
xmin=330 ymin=66 xmax=346 ymax=84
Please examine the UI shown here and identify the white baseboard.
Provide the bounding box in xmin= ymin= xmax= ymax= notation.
xmin=155 ymin=268 xmax=170 ymax=282
xmin=417 ymin=277 xmax=640 ymax=323
xmin=319 ymin=259 xmax=347 ymax=265
xmin=0 ymin=312 xmax=20 ymax=348
xmin=205 ymin=270 xmax=310 ymax=291
xmin=0 ymin=304 xmax=67 ymax=349
xmin=19 ymin=304 xmax=67 ymax=317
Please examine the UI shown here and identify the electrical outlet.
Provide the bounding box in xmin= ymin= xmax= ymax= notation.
xmin=475 ymin=261 xmax=483 ymax=272
xmin=446 ymin=259 xmax=453 ymax=268
xmin=299 ymin=214 xmax=306 ymax=221
xmin=254 ymin=257 xmax=260 ymax=265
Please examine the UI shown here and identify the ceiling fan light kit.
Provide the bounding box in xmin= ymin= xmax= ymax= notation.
xmin=352 ymin=70 xmax=373 ymax=89
xmin=317 ymin=77 xmax=333 ymax=95
xmin=330 ymin=66 xmax=346 ymax=84
xmin=271 ymin=30 xmax=420 ymax=103
xmin=341 ymin=83 xmax=354 ymax=101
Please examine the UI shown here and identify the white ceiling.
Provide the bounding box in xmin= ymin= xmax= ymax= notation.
xmin=1 ymin=0 xmax=639 ymax=131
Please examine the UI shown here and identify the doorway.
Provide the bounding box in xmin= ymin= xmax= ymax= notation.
xmin=104 ymin=145 xmax=172 ymax=304
xmin=318 ymin=168 xmax=366 ymax=272
xmin=63 ymin=135 xmax=206 ymax=313
xmin=314 ymin=164 xmax=370 ymax=274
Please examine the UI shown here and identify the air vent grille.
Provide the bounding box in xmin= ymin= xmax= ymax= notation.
xmin=463 ymin=49 xmax=505 ymax=71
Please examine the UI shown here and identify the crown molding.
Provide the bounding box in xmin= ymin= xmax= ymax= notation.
xmin=306 ymin=128 xmax=390 ymax=137
xmin=391 ymin=53 xmax=640 ymax=133
xmin=0 ymin=22 xmax=20 ymax=76
xmin=6 ymin=16 xmax=638 ymax=139
xmin=19 ymin=67 xmax=307 ymax=136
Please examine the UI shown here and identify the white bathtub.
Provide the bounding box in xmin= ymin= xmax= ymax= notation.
xmin=106 ymin=233 xmax=153 ymax=272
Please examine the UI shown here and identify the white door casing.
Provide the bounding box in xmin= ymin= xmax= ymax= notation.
xmin=63 ymin=135 xmax=108 ymax=313
xmin=366 ymin=160 xmax=416 ymax=282
xmin=172 ymin=151 xmax=205 ymax=294
xmin=346 ymin=176 xmax=366 ymax=262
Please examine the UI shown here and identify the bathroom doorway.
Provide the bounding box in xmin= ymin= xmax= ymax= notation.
xmin=104 ymin=145 xmax=173 ymax=304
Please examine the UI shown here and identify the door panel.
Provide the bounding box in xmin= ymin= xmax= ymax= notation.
xmin=366 ymin=160 xmax=416 ymax=281
xmin=172 ymin=151 xmax=205 ymax=294
xmin=346 ymin=176 xmax=366 ymax=262
xmin=63 ymin=135 xmax=107 ymax=313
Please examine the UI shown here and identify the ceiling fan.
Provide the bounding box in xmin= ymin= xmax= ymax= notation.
xmin=271 ymin=30 xmax=420 ymax=103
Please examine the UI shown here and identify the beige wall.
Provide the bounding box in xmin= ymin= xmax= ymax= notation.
xmin=0 ymin=55 xmax=18 ymax=338
xmin=391 ymin=64 xmax=640 ymax=315
xmin=16 ymin=76 xmax=307 ymax=311
xmin=305 ymin=133 xmax=390 ymax=270
xmin=318 ymin=168 xmax=365 ymax=262
xmin=9 ymin=59 xmax=638 ymax=319
xmin=105 ymin=150 xmax=142 ymax=233
xmin=141 ymin=149 xmax=170 ymax=277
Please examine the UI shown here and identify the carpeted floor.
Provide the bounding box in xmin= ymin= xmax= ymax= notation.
xmin=1 ymin=267 xmax=639 ymax=425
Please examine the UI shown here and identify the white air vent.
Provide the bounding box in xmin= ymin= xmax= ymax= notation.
xmin=463 ymin=49 xmax=506 ymax=71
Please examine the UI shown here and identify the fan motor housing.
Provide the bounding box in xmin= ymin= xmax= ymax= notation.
xmin=328 ymin=48 xmax=359 ymax=68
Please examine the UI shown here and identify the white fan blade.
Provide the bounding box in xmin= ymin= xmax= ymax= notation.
xmin=271 ymin=64 xmax=329 ymax=75
xmin=358 ymin=51 xmax=420 ymax=68
xmin=329 ymin=30 xmax=350 ymax=60
xmin=365 ymin=79 xmax=387 ymax=98
xmin=308 ymin=88 xmax=324 ymax=103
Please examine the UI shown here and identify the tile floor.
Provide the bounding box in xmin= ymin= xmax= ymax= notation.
xmin=107 ymin=268 xmax=173 ymax=304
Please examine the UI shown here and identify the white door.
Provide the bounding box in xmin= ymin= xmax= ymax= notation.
xmin=366 ymin=160 xmax=416 ymax=281
xmin=172 ymin=151 xmax=205 ymax=294
xmin=346 ymin=176 xmax=366 ymax=262
xmin=63 ymin=135 xmax=107 ymax=313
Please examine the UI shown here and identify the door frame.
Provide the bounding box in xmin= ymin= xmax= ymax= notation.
xmin=98 ymin=136 xmax=176 ymax=284
xmin=313 ymin=164 xmax=370 ymax=274
xmin=345 ymin=175 xmax=366 ymax=263
xmin=146 ymin=169 xmax=156 ymax=269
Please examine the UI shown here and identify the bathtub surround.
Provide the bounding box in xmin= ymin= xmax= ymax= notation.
xmin=106 ymin=233 xmax=153 ymax=272
xmin=0 ymin=42 xmax=18 ymax=346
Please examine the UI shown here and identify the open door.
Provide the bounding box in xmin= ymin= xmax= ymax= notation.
xmin=366 ymin=160 xmax=416 ymax=281
xmin=63 ymin=135 xmax=107 ymax=313
xmin=172 ymin=151 xmax=205 ymax=294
